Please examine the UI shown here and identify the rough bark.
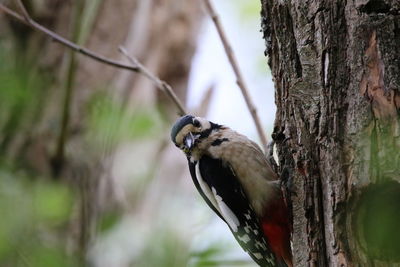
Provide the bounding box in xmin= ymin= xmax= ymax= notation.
xmin=261 ymin=0 xmax=400 ymax=266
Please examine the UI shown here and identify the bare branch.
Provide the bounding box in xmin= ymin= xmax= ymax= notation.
xmin=15 ymin=0 xmax=30 ymax=21
xmin=0 ymin=3 xmax=139 ymax=72
xmin=202 ymin=0 xmax=269 ymax=152
xmin=118 ymin=47 xmax=187 ymax=116
xmin=0 ymin=1 xmax=187 ymax=116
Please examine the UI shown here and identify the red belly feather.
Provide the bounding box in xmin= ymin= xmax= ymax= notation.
xmin=262 ymin=197 xmax=293 ymax=267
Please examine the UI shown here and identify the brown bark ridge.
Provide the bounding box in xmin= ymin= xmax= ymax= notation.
xmin=261 ymin=0 xmax=400 ymax=266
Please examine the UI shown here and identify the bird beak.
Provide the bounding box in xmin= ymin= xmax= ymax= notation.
xmin=184 ymin=132 xmax=196 ymax=152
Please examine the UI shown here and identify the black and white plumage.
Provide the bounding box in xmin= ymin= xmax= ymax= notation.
xmin=191 ymin=155 xmax=275 ymax=266
xmin=171 ymin=115 xmax=292 ymax=267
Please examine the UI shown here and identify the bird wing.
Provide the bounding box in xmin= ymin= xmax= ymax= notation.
xmin=195 ymin=154 xmax=279 ymax=267
xmin=188 ymin=160 xmax=226 ymax=221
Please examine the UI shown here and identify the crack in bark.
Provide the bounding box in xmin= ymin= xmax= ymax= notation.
xmin=359 ymin=0 xmax=391 ymax=14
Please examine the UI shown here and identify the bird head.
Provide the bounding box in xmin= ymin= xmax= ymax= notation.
xmin=171 ymin=115 xmax=218 ymax=155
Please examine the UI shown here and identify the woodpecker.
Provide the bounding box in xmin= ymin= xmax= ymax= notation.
xmin=171 ymin=115 xmax=292 ymax=267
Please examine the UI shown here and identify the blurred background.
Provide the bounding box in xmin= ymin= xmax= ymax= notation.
xmin=0 ymin=0 xmax=275 ymax=266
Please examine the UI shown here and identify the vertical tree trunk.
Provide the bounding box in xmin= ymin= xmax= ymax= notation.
xmin=261 ymin=0 xmax=400 ymax=266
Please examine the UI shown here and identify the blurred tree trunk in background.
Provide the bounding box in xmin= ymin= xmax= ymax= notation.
xmin=261 ymin=0 xmax=400 ymax=266
xmin=0 ymin=0 xmax=202 ymax=264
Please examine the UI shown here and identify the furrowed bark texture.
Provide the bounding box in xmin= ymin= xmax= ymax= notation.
xmin=261 ymin=1 xmax=400 ymax=266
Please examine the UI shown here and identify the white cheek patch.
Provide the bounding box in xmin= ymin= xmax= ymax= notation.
xmin=212 ymin=187 xmax=240 ymax=232
xmin=197 ymin=117 xmax=211 ymax=130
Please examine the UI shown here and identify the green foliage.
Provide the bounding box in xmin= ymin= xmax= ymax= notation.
xmin=0 ymin=45 xmax=41 ymax=107
xmin=189 ymin=241 xmax=255 ymax=267
xmin=26 ymin=246 xmax=76 ymax=267
xmin=236 ymin=0 xmax=261 ymax=22
xmin=134 ymin=227 xmax=191 ymax=267
xmin=86 ymin=93 xmax=161 ymax=147
xmin=190 ymin=243 xmax=229 ymax=267
xmin=0 ymin=168 xmax=76 ymax=266
xmin=98 ymin=211 xmax=121 ymax=233
xmin=32 ymin=182 xmax=73 ymax=224
xmin=356 ymin=181 xmax=400 ymax=262
xmin=0 ymin=44 xmax=48 ymax=152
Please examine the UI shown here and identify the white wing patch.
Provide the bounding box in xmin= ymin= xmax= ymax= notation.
xmin=195 ymin=164 xmax=220 ymax=213
xmin=212 ymin=187 xmax=240 ymax=232
xmin=255 ymin=240 xmax=267 ymax=250
xmin=253 ymin=252 xmax=263 ymax=260
xmin=238 ymin=234 xmax=251 ymax=243
xmin=194 ymin=164 xmax=241 ymax=233
xmin=193 ymin=159 xmax=277 ymax=266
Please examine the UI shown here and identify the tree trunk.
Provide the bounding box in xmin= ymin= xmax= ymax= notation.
xmin=261 ymin=0 xmax=400 ymax=266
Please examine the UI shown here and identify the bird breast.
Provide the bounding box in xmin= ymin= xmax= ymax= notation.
xmin=204 ymin=129 xmax=279 ymax=217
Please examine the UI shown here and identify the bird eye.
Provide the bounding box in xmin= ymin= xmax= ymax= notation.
xmin=193 ymin=119 xmax=201 ymax=128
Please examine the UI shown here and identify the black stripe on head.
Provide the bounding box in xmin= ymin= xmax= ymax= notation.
xmin=199 ymin=122 xmax=222 ymax=139
xmin=171 ymin=115 xmax=195 ymax=143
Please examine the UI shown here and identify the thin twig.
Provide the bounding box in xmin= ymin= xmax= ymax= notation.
xmin=202 ymin=0 xmax=269 ymax=152
xmin=0 ymin=1 xmax=187 ymax=116
xmin=52 ymin=0 xmax=85 ymax=176
xmin=0 ymin=3 xmax=139 ymax=72
xmin=118 ymin=47 xmax=187 ymax=116
xmin=15 ymin=0 xmax=30 ymax=20
xmin=1 ymin=1 xmax=188 ymax=175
